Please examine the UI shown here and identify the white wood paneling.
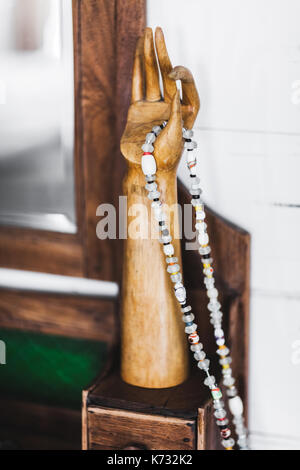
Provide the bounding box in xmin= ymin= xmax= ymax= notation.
xmin=249 ymin=293 xmax=300 ymax=441
xmin=147 ymin=0 xmax=300 ymax=134
xmin=148 ymin=0 xmax=300 ymax=447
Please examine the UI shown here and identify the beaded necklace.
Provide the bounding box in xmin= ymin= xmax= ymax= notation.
xmin=140 ymin=122 xmax=249 ymax=450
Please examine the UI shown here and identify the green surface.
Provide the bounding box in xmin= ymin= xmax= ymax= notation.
xmin=0 ymin=329 xmax=107 ymax=409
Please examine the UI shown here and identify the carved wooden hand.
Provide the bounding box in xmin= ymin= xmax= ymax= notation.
xmin=120 ymin=28 xmax=200 ymax=389
xmin=121 ymin=27 xmax=200 ymax=171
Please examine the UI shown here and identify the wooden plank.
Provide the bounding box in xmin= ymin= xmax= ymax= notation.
xmin=88 ymin=407 xmax=196 ymax=450
xmin=0 ymin=289 xmax=116 ymax=342
xmin=77 ymin=0 xmax=146 ymax=281
xmin=0 ymin=398 xmax=81 ymax=450
xmin=0 ymin=231 xmax=84 ymax=277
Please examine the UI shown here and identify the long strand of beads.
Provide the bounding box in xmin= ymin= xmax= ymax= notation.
xmin=182 ymin=127 xmax=249 ymax=450
xmin=141 ymin=123 xmax=235 ymax=451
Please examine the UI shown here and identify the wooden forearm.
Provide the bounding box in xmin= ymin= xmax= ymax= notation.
xmin=121 ymin=164 xmax=189 ymax=388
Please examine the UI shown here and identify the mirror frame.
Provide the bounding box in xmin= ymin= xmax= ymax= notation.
xmin=0 ymin=0 xmax=145 ymax=282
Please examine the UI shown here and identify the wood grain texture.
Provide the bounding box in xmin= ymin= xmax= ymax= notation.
xmin=77 ymin=0 xmax=146 ymax=281
xmin=82 ymin=390 xmax=88 ymax=450
xmin=0 ymin=289 xmax=116 ymax=342
xmin=120 ymin=26 xmax=202 ymax=388
xmin=0 ymin=230 xmax=84 ymax=276
xmin=87 ymin=407 xmax=196 ymax=450
xmin=0 ymin=398 xmax=81 ymax=450
xmin=121 ymin=167 xmax=189 ymax=388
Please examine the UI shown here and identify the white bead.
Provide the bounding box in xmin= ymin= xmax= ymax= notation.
xmin=195 ymin=222 xmax=207 ymax=232
xmin=167 ymin=263 xmax=179 ymax=273
xmin=184 ymin=141 xmax=197 ymax=150
xmin=161 ymin=234 xmax=172 ymax=244
xmin=198 ymin=233 xmax=209 ymax=246
xmin=152 ymin=125 xmax=161 ymax=135
xmin=142 ymin=143 xmax=154 ymax=153
xmin=185 ymin=323 xmax=197 ymax=334
xmin=174 ymin=286 xmax=186 ymax=303
xmin=228 ymin=396 xmax=244 ymax=416
xmin=190 ymin=343 xmax=203 ymax=352
xmin=207 ymin=288 xmax=218 ymax=298
xmin=223 ymin=376 xmax=235 ymax=387
xmin=171 ymin=273 xmax=182 ymax=283
xmin=141 ymin=154 xmax=156 ymax=176
xmin=197 ymin=358 xmax=210 ymax=370
xmin=203 ymin=267 xmax=213 ymax=277
xmin=216 ymin=347 xmax=229 ymax=356
xmin=194 ymin=350 xmax=205 ymax=361
xmin=191 ymin=199 xmax=202 ymax=208
xmin=204 ymin=277 xmax=214 ymax=288
xmin=222 ymin=367 xmax=232 ymax=376
xmin=221 ymin=438 xmax=235 ymax=448
xmin=219 ymin=357 xmax=232 ymax=366
xmin=214 ymin=409 xmax=226 ymax=419
xmin=196 ymin=210 xmax=206 ymax=221
xmin=213 ymin=400 xmax=225 ymax=410
xmin=226 ymin=386 xmax=237 ymax=397
xmin=208 ymin=300 xmax=220 ymax=311
xmin=183 ymin=128 xmax=193 ymax=139
xmin=148 ymin=190 xmax=160 ymax=200
xmin=199 ymin=246 xmax=211 ymax=255
xmin=217 ymin=338 xmax=225 ymax=346
xmin=186 ymin=152 xmax=197 ymax=164
xmin=146 ymin=133 xmax=156 ymax=144
xmin=182 ymin=314 xmax=195 ymax=323
xmin=174 ymin=282 xmax=184 ymax=290
xmin=163 ymin=244 xmax=174 ymax=256
xmin=181 ymin=305 xmax=191 ymax=313
xmin=191 ymin=176 xmax=200 ymax=186
xmin=215 ymin=328 xmax=224 ymax=338
xmin=154 ymin=209 xmax=166 ymax=222
xmin=166 ymin=257 xmax=178 ymax=264
xmin=151 ymin=200 xmax=161 ymax=209
xmin=204 ymin=376 xmax=215 ymax=387
xmin=145 ymin=182 xmax=157 ymax=191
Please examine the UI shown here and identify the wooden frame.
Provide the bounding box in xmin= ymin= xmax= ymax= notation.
xmin=0 ymin=0 xmax=145 ymax=282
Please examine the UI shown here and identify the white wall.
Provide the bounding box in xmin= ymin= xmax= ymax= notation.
xmin=148 ymin=0 xmax=300 ymax=449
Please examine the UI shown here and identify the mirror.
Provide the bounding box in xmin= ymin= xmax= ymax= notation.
xmin=0 ymin=0 xmax=76 ymax=233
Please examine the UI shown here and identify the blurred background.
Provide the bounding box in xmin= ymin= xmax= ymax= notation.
xmin=0 ymin=0 xmax=299 ymax=450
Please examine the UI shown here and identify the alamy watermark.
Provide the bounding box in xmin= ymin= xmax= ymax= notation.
xmin=96 ymin=197 xmax=198 ymax=250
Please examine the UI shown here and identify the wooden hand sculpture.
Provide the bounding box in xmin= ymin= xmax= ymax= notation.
xmin=121 ymin=27 xmax=200 ymax=388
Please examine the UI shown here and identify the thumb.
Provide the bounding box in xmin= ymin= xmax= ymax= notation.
xmin=154 ymin=90 xmax=183 ymax=170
